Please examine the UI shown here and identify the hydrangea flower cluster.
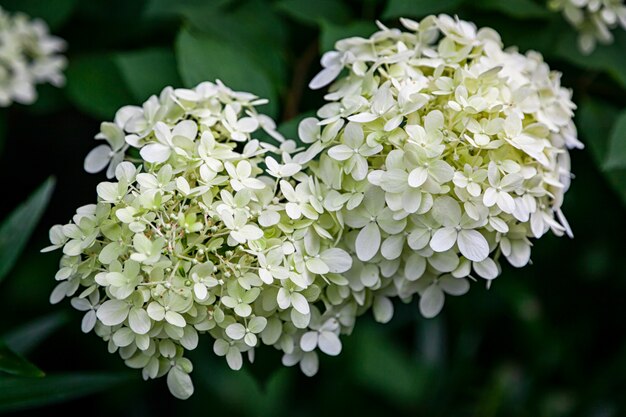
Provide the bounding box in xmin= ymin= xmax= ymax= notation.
xmin=45 ymin=81 xmax=354 ymax=398
xmin=296 ymin=14 xmax=582 ymax=319
xmin=549 ymin=0 xmax=626 ymax=53
xmin=44 ymin=15 xmax=582 ymax=400
xmin=0 ymin=6 xmax=66 ymax=106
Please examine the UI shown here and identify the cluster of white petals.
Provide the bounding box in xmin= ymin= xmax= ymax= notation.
xmin=45 ymin=15 xmax=583 ymax=399
xmin=549 ymin=0 xmax=626 ymax=53
xmin=0 ymin=7 xmax=66 ymax=106
xmin=46 ymin=81 xmax=354 ymax=398
xmin=297 ymin=14 xmax=581 ymax=319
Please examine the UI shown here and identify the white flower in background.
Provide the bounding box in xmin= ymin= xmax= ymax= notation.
xmin=45 ymin=81 xmax=358 ymax=400
xmin=549 ymin=0 xmax=626 ymax=53
xmin=298 ymin=14 xmax=581 ymax=330
xmin=0 ymin=7 xmax=66 ymax=106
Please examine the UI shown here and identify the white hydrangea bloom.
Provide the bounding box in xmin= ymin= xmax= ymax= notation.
xmin=298 ymin=14 xmax=582 ymax=321
xmin=0 ymin=7 xmax=66 ymax=106
xmin=549 ymin=0 xmax=626 ymax=53
xmin=46 ymin=81 xmax=355 ymax=399
xmin=45 ymin=16 xmax=584 ymax=398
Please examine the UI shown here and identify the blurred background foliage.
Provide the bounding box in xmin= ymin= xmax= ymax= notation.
xmin=0 ymin=0 xmax=625 ymax=416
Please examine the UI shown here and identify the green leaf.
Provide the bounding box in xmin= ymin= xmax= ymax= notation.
xmin=143 ymin=0 xmax=231 ymax=19
xmin=320 ymin=20 xmax=376 ymax=53
xmin=183 ymin=0 xmax=289 ymax=87
xmin=193 ymin=352 xmax=292 ymax=416
xmin=553 ymin=30 xmax=626 ymax=89
xmin=349 ymin=324 xmax=430 ymax=407
xmin=0 ymin=372 xmax=134 ymax=413
xmin=383 ymin=0 xmax=464 ymax=19
xmin=66 ymin=54 xmax=136 ymax=119
xmin=275 ymin=0 xmax=351 ymax=25
xmin=603 ymin=111 xmax=626 ymax=171
xmin=0 ymin=0 xmax=78 ymax=29
xmin=175 ymin=27 xmax=278 ymax=117
xmin=2 ymin=312 xmax=69 ymax=355
xmin=0 ymin=343 xmax=44 ymax=378
xmin=0 ymin=177 xmax=55 ymax=284
xmin=474 ymin=0 xmax=551 ymax=18
xmin=115 ymin=48 xmax=182 ymax=102
xmin=577 ymin=98 xmax=626 ymax=205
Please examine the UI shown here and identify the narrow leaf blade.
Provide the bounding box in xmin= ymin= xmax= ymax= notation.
xmin=0 ymin=177 xmax=55 ymax=283
xmin=0 ymin=372 xmax=134 ymax=413
xmin=0 ymin=343 xmax=44 ymax=378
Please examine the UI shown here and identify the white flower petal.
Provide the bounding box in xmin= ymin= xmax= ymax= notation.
xmin=300 ymin=351 xmax=319 ymax=376
xmin=300 ymin=331 xmax=318 ymax=352
xmin=318 ymin=332 xmax=342 ymax=356
xmin=320 ymin=248 xmax=352 ymax=273
xmin=96 ymin=300 xmax=129 ymax=326
xmin=419 ymin=285 xmax=445 ymax=318
xmin=457 ymin=229 xmax=489 ymax=262
xmin=306 ymin=257 xmax=330 ymax=275
xmin=355 ymin=222 xmax=381 ymax=262
xmin=474 ymin=257 xmax=500 ymax=279
xmin=226 ymin=323 xmax=246 ymax=340
xmin=408 ymin=167 xmax=428 ymax=187
xmin=290 ymin=292 xmax=310 ymax=315
xmin=298 ymin=117 xmax=320 ymax=143
xmin=430 ymin=227 xmax=457 ymax=252
xmin=140 ymin=143 xmax=171 ymax=163
xmin=373 ymin=296 xmax=394 ymax=323
xmin=309 ymin=65 xmax=342 ymax=90
xmin=404 ymin=254 xmax=426 ymax=281
xmin=167 ymin=367 xmax=194 ymax=400
xmin=226 ymin=348 xmax=243 ymax=370
xmin=439 ymin=276 xmax=470 ymax=295
xmin=129 ymin=307 xmax=151 ymax=335
xmin=165 ymin=310 xmax=186 ymax=327
xmin=84 ymin=144 xmax=112 ymax=174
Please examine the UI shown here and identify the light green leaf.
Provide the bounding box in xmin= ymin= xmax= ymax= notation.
xmin=2 ymin=312 xmax=69 ymax=355
xmin=275 ymin=0 xmax=351 ymax=25
xmin=320 ymin=20 xmax=375 ymax=53
xmin=0 ymin=177 xmax=55 ymax=284
xmin=0 ymin=372 xmax=133 ymax=413
xmin=175 ymin=27 xmax=278 ymax=117
xmin=0 ymin=0 xmax=78 ymax=29
xmin=115 ymin=48 xmax=182 ymax=103
xmin=474 ymin=0 xmax=551 ymax=18
xmin=0 ymin=343 xmax=44 ymax=378
xmin=383 ymin=0 xmax=464 ymax=19
xmin=66 ymin=54 xmax=136 ymax=119
xmin=603 ymin=111 xmax=626 ymax=171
